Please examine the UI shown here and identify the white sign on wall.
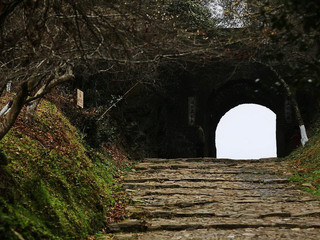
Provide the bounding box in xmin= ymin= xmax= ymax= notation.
xmin=188 ymin=97 xmax=196 ymax=126
xmin=6 ymin=81 xmax=12 ymax=93
xmin=77 ymin=89 xmax=84 ymax=108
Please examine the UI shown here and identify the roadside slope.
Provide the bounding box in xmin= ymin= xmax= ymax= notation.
xmin=0 ymin=96 xmax=131 ymax=239
xmin=288 ymin=117 xmax=320 ymax=196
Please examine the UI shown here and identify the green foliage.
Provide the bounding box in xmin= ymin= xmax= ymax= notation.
xmin=0 ymin=100 xmax=128 ymax=239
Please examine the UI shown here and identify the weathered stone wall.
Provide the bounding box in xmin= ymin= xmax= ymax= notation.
xmin=103 ymin=59 xmax=317 ymax=158
xmin=154 ymin=61 xmax=306 ymax=158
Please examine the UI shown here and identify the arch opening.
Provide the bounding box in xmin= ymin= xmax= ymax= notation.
xmin=215 ymin=104 xmax=277 ymax=159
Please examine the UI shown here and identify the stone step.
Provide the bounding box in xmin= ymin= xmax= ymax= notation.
xmin=132 ymin=197 xmax=319 ymax=209
xmin=134 ymin=163 xmax=288 ymax=174
xmin=107 ymin=217 xmax=320 ymax=233
xmin=134 ymin=163 xmax=271 ymax=171
xmin=123 ymin=181 xmax=290 ymax=191
xmin=125 ymin=206 xmax=320 ymax=220
xmin=127 ymin=188 xmax=303 ymax=198
xmin=126 ymin=172 xmax=280 ymax=181
xmin=175 ymin=201 xmax=320 ymax=216
xmin=131 ymin=195 xmax=315 ymax=207
xmin=128 ymin=170 xmax=279 ymax=176
xmin=104 ymin=227 xmax=320 ymax=240
xmin=124 ymin=177 xmax=289 ymax=184
xmin=143 ymin=158 xmax=278 ymax=164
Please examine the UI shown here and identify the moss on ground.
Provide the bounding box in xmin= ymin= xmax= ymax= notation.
xmin=286 ymin=117 xmax=320 ymax=197
xmin=0 ymin=97 xmax=132 ymax=239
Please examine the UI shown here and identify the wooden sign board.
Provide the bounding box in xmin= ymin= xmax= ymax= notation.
xmin=188 ymin=97 xmax=196 ymax=126
xmin=77 ymin=89 xmax=84 ymax=108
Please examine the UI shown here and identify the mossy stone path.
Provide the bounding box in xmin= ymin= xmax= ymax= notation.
xmin=104 ymin=158 xmax=320 ymax=239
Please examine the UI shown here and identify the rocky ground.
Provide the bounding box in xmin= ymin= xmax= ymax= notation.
xmin=103 ymin=158 xmax=320 ymax=239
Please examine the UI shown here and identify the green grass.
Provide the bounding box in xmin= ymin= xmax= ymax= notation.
xmin=0 ymin=99 xmax=130 ymax=239
xmin=286 ymin=118 xmax=320 ymax=197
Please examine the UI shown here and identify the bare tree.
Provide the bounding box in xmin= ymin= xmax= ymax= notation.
xmin=1 ymin=0 xmax=315 ymax=143
xmin=0 ymin=0 xmax=219 ymax=140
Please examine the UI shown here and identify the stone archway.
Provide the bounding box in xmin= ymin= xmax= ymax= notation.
xmin=130 ymin=61 xmax=306 ymax=158
xmin=205 ymin=79 xmax=292 ymax=157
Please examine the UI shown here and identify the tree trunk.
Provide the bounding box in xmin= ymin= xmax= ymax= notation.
xmin=25 ymin=68 xmax=74 ymax=119
xmin=0 ymin=81 xmax=28 ymax=140
xmin=268 ymin=65 xmax=309 ymax=146
xmin=0 ymin=68 xmax=74 ymax=141
xmin=25 ymin=84 xmax=46 ymax=120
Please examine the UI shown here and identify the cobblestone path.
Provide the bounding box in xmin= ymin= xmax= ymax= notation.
xmin=104 ymin=158 xmax=320 ymax=239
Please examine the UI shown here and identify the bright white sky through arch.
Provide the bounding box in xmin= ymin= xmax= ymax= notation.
xmin=216 ymin=104 xmax=277 ymax=159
